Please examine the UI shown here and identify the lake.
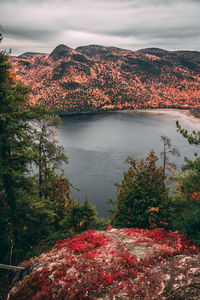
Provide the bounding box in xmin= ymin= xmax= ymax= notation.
xmin=58 ymin=110 xmax=200 ymax=217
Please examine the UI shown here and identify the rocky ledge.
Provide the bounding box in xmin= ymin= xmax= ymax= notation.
xmin=8 ymin=228 xmax=200 ymax=299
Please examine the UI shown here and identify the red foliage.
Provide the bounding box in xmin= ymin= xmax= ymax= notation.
xmin=9 ymin=228 xmax=199 ymax=300
xmin=55 ymin=230 xmax=111 ymax=253
xmin=11 ymin=48 xmax=200 ymax=114
xmin=191 ymin=192 xmax=200 ymax=204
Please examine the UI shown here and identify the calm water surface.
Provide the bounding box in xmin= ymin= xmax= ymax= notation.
xmin=58 ymin=110 xmax=200 ymax=217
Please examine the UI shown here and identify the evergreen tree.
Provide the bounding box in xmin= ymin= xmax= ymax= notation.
xmin=171 ymin=157 xmax=200 ymax=244
xmin=61 ymin=199 xmax=97 ymax=233
xmin=0 ymin=47 xmax=39 ymax=263
xmin=61 ymin=199 xmax=109 ymax=233
xmin=46 ymin=174 xmax=71 ymax=226
xmin=0 ymin=40 xmax=70 ymax=264
xmin=31 ymin=114 xmax=68 ymax=199
xmin=176 ymin=120 xmax=200 ymax=145
xmin=170 ymin=122 xmax=200 ymax=243
xmin=112 ymin=150 xmax=170 ymax=229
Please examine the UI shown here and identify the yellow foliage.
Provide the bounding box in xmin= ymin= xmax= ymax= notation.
xmin=147 ymin=207 xmax=159 ymax=213
xmin=65 ymin=198 xmax=71 ymax=208
xmin=160 ymin=220 xmax=169 ymax=226
xmin=79 ymin=221 xmax=85 ymax=228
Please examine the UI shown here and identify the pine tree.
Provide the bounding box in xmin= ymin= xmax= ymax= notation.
xmin=0 ymin=39 xmax=70 ymax=263
xmin=0 ymin=46 xmax=40 ymax=263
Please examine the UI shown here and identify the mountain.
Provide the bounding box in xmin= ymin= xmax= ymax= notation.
xmin=49 ymin=44 xmax=73 ymax=60
xmin=8 ymin=228 xmax=200 ymax=299
xmin=18 ymin=52 xmax=46 ymax=57
xmin=11 ymin=44 xmax=200 ymax=113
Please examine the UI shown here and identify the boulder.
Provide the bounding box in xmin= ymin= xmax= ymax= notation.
xmin=8 ymin=228 xmax=200 ymax=299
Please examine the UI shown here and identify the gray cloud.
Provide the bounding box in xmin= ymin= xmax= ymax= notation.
xmin=5 ymin=27 xmax=55 ymax=40
xmin=0 ymin=0 xmax=199 ymax=55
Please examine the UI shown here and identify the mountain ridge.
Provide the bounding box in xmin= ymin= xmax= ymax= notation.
xmin=18 ymin=52 xmax=47 ymax=57
xmin=11 ymin=44 xmax=200 ymax=113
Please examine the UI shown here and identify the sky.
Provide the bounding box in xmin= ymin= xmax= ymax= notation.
xmin=0 ymin=0 xmax=200 ymax=56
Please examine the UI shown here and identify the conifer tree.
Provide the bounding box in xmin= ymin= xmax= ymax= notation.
xmin=0 ymin=44 xmax=40 ymax=263
xmin=171 ymin=122 xmax=200 ymax=243
xmin=61 ymin=199 xmax=97 ymax=234
xmin=112 ymin=150 xmax=170 ymax=229
xmin=0 ymin=38 xmax=70 ymax=263
xmin=176 ymin=121 xmax=200 ymax=145
xmin=31 ymin=114 xmax=68 ymax=199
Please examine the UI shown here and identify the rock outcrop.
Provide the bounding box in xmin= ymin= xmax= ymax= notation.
xmin=8 ymin=228 xmax=200 ymax=299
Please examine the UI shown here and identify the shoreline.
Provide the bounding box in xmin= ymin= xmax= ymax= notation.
xmin=58 ymin=107 xmax=195 ymax=118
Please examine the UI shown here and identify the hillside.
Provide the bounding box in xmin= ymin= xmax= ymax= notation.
xmin=18 ymin=52 xmax=46 ymax=57
xmin=8 ymin=228 xmax=200 ymax=299
xmin=11 ymin=44 xmax=200 ymax=113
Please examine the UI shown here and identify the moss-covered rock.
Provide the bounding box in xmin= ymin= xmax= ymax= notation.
xmin=8 ymin=228 xmax=200 ymax=299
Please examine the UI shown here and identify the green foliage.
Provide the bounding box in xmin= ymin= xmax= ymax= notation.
xmin=46 ymin=175 xmax=71 ymax=223
xmin=0 ymin=40 xmax=103 ymax=297
xmin=112 ymin=150 xmax=170 ymax=229
xmin=0 ymin=46 xmax=100 ymax=267
xmin=26 ymin=230 xmax=73 ymax=258
xmin=182 ymin=206 xmax=200 ymax=244
xmin=0 ymin=50 xmax=40 ymax=264
xmin=170 ymin=158 xmax=200 ymax=244
xmin=176 ymin=120 xmax=200 ymax=145
xmin=61 ymin=199 xmax=109 ymax=233
xmin=0 ymin=44 xmax=71 ymax=265
xmin=31 ymin=114 xmax=68 ymax=199
xmin=170 ymin=122 xmax=200 ymax=244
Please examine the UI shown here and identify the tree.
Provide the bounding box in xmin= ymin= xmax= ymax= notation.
xmin=61 ymin=199 xmax=109 ymax=234
xmin=170 ymin=122 xmax=200 ymax=243
xmin=112 ymin=150 xmax=170 ymax=229
xmin=159 ymin=134 xmax=180 ymax=173
xmin=61 ymin=199 xmax=97 ymax=233
xmin=0 ymin=46 xmax=39 ymax=263
xmin=47 ymin=175 xmax=71 ymax=224
xmin=0 ymin=39 xmax=70 ymax=265
xmin=176 ymin=120 xmax=200 ymax=145
xmin=31 ymin=114 xmax=68 ymax=199
xmin=171 ymin=157 xmax=200 ymax=243
xmin=0 ymin=37 xmax=73 ymax=298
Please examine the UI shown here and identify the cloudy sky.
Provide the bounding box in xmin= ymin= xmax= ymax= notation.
xmin=0 ymin=0 xmax=200 ymax=56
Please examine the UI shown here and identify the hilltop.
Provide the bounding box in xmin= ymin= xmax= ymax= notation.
xmin=11 ymin=44 xmax=200 ymax=113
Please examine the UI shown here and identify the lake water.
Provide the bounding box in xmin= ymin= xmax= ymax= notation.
xmin=58 ymin=110 xmax=200 ymax=217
